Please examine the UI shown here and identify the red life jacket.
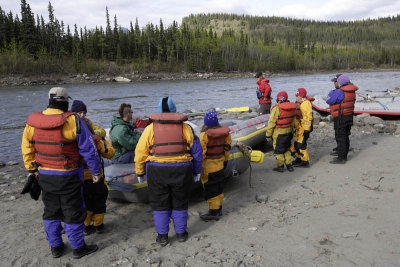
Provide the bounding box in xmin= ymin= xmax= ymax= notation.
xmin=205 ymin=126 xmax=230 ymax=159
xmin=295 ymin=97 xmax=314 ymax=120
xmin=149 ymin=113 xmax=190 ymax=157
xmin=27 ymin=111 xmax=80 ymax=169
xmin=294 ymin=102 xmax=302 ymax=119
xmin=329 ymin=84 xmax=358 ymax=118
xmin=275 ymin=102 xmax=296 ymax=128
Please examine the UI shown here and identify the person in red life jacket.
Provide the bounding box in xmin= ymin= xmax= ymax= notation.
xmin=134 ymin=97 xmax=203 ymax=246
xmin=265 ymin=91 xmax=296 ymax=172
xmin=199 ymin=110 xmax=231 ymax=221
xmin=255 ymin=72 xmax=272 ymax=115
xmin=71 ymin=100 xmax=115 ymax=235
xmin=21 ymin=87 xmax=101 ymax=259
xmin=326 ymin=74 xmax=358 ymax=164
xmin=289 ymin=88 xmax=314 ymax=168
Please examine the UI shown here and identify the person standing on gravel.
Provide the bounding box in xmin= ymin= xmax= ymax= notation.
xmin=134 ymin=97 xmax=203 ymax=246
xmin=290 ymin=88 xmax=314 ymax=168
xmin=21 ymin=87 xmax=101 ymax=259
xmin=265 ymin=91 xmax=297 ymax=172
xmin=255 ymin=72 xmax=272 ymax=115
xmin=326 ymin=74 xmax=358 ymax=164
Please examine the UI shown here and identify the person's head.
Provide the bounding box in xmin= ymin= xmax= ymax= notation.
xmin=276 ymin=91 xmax=288 ymax=103
xmin=331 ymin=74 xmax=350 ymax=89
xmin=295 ymin=88 xmax=307 ymax=102
xmin=158 ymin=97 xmax=176 ymax=113
xmin=255 ymin=72 xmax=263 ymax=82
xmin=48 ymin=87 xmax=70 ymax=112
xmin=119 ymin=103 xmax=133 ymax=122
xmin=71 ymin=100 xmax=87 ymax=119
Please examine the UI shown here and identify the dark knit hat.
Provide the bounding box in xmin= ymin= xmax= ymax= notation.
xmin=204 ymin=110 xmax=219 ymax=127
xmin=71 ymin=100 xmax=87 ymax=113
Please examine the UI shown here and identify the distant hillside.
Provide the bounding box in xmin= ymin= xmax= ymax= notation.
xmin=182 ymin=13 xmax=400 ymax=48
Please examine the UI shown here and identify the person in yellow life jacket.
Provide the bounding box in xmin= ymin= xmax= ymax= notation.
xmin=289 ymin=88 xmax=313 ymax=168
xmin=199 ymin=110 xmax=231 ymax=221
xmin=265 ymin=91 xmax=296 ymax=172
xmin=21 ymin=87 xmax=101 ymax=259
xmin=134 ymin=97 xmax=203 ymax=247
xmin=326 ymin=74 xmax=358 ymax=164
xmin=71 ymin=100 xmax=115 ymax=235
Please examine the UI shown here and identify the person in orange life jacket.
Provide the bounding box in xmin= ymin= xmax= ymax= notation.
xmin=21 ymin=87 xmax=101 ymax=259
xmin=289 ymin=88 xmax=313 ymax=168
xmin=255 ymin=72 xmax=272 ymax=115
xmin=198 ymin=110 xmax=231 ymax=221
xmin=326 ymin=74 xmax=358 ymax=164
xmin=265 ymin=91 xmax=296 ymax=172
xmin=134 ymin=97 xmax=203 ymax=246
xmin=109 ymin=103 xmax=141 ymax=164
xmin=71 ymin=100 xmax=115 ymax=235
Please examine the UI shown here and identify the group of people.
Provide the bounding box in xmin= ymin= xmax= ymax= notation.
xmin=256 ymin=72 xmax=358 ymax=170
xmin=21 ymin=89 xmax=231 ymax=257
xmin=20 ymin=72 xmax=358 ymax=258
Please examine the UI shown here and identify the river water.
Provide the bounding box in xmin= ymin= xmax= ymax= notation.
xmin=1 ymin=71 xmax=399 ymax=163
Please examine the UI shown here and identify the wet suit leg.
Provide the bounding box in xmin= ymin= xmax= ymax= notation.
xmin=147 ymin=163 xmax=193 ymax=234
xmin=273 ymin=132 xmax=293 ymax=167
xmin=39 ymin=168 xmax=87 ymax=249
xmin=83 ymin=179 xmax=108 ymax=226
xmin=202 ymin=169 xmax=225 ymax=210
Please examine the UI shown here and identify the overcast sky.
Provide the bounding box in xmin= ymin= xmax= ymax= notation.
xmin=2 ymin=0 xmax=400 ymax=29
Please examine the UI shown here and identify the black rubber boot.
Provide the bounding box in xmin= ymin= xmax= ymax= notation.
xmin=95 ymin=224 xmax=105 ymax=234
xmin=329 ymin=158 xmax=346 ymax=164
xmin=272 ymin=166 xmax=284 ymax=172
xmin=84 ymin=225 xmax=95 ymax=235
xmin=286 ymin=164 xmax=294 ymax=172
xmin=176 ymin=231 xmax=189 ymax=242
xmin=51 ymin=243 xmax=65 ymax=258
xmin=200 ymin=209 xmax=221 ymax=221
xmin=73 ymin=243 xmax=98 ymax=259
xmin=156 ymin=234 xmax=169 ymax=247
xmin=330 ymin=151 xmax=338 ymax=156
xmin=292 ymin=158 xmax=302 ymax=165
xmin=295 ymin=161 xmax=310 ymax=168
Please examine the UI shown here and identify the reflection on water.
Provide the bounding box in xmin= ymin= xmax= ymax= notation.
xmin=1 ymin=71 xmax=399 ymax=162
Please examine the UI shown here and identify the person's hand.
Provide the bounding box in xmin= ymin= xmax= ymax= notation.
xmin=303 ymin=130 xmax=310 ymax=139
xmin=193 ymin=173 xmax=201 ymax=182
xmin=137 ymin=176 xmax=144 ymax=183
xmin=266 ymin=136 xmax=272 ymax=142
xmin=93 ymin=175 xmax=101 ymax=183
xmin=223 ymin=161 xmax=228 ymax=170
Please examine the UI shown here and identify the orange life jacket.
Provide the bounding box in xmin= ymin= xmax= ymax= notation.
xmin=27 ymin=111 xmax=80 ymax=169
xmin=149 ymin=113 xmax=190 ymax=157
xmin=275 ymin=102 xmax=296 ymax=128
xmin=329 ymin=84 xmax=358 ymax=118
xmin=205 ymin=126 xmax=230 ymax=159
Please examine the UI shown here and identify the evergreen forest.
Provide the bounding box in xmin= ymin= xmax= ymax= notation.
xmin=1 ymin=1 xmax=400 ymax=75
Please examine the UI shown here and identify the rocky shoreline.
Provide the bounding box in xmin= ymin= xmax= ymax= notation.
xmin=1 ymin=111 xmax=400 ymax=266
xmin=1 ymin=68 xmax=399 ymax=87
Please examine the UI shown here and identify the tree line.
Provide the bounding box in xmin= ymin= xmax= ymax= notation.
xmin=0 ymin=1 xmax=400 ymax=75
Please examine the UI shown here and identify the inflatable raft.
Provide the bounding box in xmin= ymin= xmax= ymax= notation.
xmin=105 ymin=114 xmax=269 ymax=202
xmin=312 ymin=93 xmax=400 ymax=119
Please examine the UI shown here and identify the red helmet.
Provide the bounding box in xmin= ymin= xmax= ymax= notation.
xmin=276 ymin=91 xmax=288 ymax=102
xmin=296 ymin=88 xmax=307 ymax=98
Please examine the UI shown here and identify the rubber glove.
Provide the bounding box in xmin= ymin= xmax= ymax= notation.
xmin=223 ymin=161 xmax=228 ymax=170
xmin=266 ymin=136 xmax=272 ymax=142
xmin=303 ymin=130 xmax=310 ymax=139
xmin=137 ymin=176 xmax=144 ymax=183
xmin=193 ymin=173 xmax=201 ymax=182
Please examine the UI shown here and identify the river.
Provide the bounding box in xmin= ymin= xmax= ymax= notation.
xmin=1 ymin=71 xmax=399 ymax=163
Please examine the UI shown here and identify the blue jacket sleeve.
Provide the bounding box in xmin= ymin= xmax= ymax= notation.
xmin=190 ymin=136 xmax=203 ymax=174
xmin=76 ymin=117 xmax=102 ymax=175
xmin=326 ymin=89 xmax=345 ymax=105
